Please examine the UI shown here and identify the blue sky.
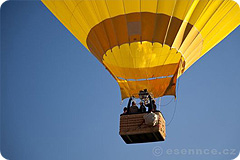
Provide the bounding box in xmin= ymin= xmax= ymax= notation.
xmin=1 ymin=1 xmax=240 ymax=160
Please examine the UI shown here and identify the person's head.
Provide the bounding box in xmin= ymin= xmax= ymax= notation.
xmin=123 ymin=107 xmax=127 ymax=113
xmin=152 ymin=99 xmax=156 ymax=104
xmin=132 ymin=101 xmax=136 ymax=106
xmin=140 ymin=101 xmax=143 ymax=105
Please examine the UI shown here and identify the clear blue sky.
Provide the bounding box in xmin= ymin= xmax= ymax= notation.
xmin=1 ymin=1 xmax=240 ymax=160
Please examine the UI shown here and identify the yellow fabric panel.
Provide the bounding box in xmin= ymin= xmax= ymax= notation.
xmin=200 ymin=0 xmax=236 ymax=39
xmin=201 ymin=4 xmax=240 ymax=54
xmin=184 ymin=0 xmax=200 ymax=22
xmin=178 ymin=25 xmax=202 ymax=55
xmin=42 ymin=1 xmax=88 ymax=48
xmin=172 ymin=21 xmax=189 ymax=50
xmin=150 ymin=43 xmax=166 ymax=67
xmin=103 ymin=42 xmax=182 ymax=81
xmin=202 ymin=20 xmax=240 ymax=55
xmin=157 ymin=0 xmax=176 ymax=15
xmin=42 ymin=0 xmax=97 ymax=48
xmin=51 ymin=1 xmax=73 ymax=23
xmin=43 ymin=0 xmax=56 ymax=12
xmin=184 ymin=43 xmax=203 ymax=70
xmin=105 ymin=0 xmax=125 ymax=17
xmin=183 ymin=33 xmax=203 ymax=59
xmin=172 ymin=0 xmax=194 ymax=20
xmin=194 ymin=0 xmax=224 ymax=30
xmin=69 ymin=17 xmax=89 ymax=48
xmin=119 ymin=44 xmax=134 ymax=68
xmin=188 ymin=0 xmax=209 ymax=25
xmin=104 ymin=62 xmax=179 ymax=80
xmin=118 ymin=80 xmax=131 ymax=99
xmin=123 ymin=0 xmax=140 ymax=13
xmin=118 ymin=77 xmax=173 ymax=99
xmin=72 ymin=2 xmax=99 ymax=32
xmin=178 ymin=0 xmax=240 ymax=76
xmin=102 ymin=41 xmax=182 ymax=87
xmin=63 ymin=0 xmax=77 ymax=12
xmin=164 ymin=49 xmax=182 ymax=64
xmin=90 ymin=0 xmax=110 ymax=21
xmin=82 ymin=0 xmax=107 ymax=25
xmin=141 ymin=0 xmax=158 ymax=13
xmin=183 ymin=24 xmax=239 ymax=72
xmin=105 ymin=46 xmax=122 ymax=66
xmin=103 ymin=42 xmax=182 ymax=68
xmin=180 ymin=1 xmax=240 ymax=73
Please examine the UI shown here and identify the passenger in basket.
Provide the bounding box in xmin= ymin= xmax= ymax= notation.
xmin=123 ymin=107 xmax=128 ymax=114
xmin=146 ymin=95 xmax=153 ymax=113
xmin=139 ymin=101 xmax=146 ymax=113
xmin=152 ymin=99 xmax=157 ymax=112
xmin=129 ymin=101 xmax=139 ymax=113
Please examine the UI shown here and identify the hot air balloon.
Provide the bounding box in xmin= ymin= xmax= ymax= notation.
xmin=42 ymin=0 xmax=240 ymax=143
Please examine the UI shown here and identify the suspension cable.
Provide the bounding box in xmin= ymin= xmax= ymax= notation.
xmin=160 ymin=97 xmax=174 ymax=107
xmin=166 ymin=78 xmax=180 ymax=126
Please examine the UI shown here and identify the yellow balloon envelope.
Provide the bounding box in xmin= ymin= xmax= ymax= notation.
xmin=42 ymin=0 xmax=240 ymax=99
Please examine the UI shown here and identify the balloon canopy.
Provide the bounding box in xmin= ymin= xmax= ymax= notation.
xmin=42 ymin=0 xmax=240 ymax=99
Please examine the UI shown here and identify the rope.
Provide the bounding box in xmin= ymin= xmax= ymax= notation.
xmin=120 ymin=100 xmax=123 ymax=107
xmin=160 ymin=97 xmax=174 ymax=107
xmin=166 ymin=78 xmax=180 ymax=126
xmin=166 ymin=99 xmax=178 ymax=126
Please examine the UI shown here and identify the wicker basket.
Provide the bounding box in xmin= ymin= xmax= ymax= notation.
xmin=119 ymin=112 xmax=166 ymax=144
